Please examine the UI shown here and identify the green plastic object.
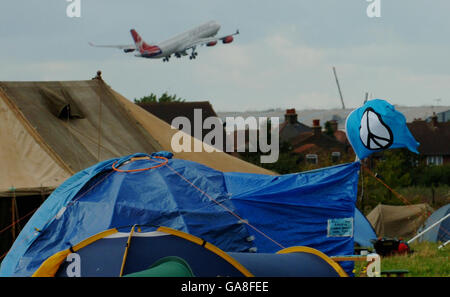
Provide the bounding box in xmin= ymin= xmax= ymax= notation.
xmin=123 ymin=256 xmax=195 ymax=277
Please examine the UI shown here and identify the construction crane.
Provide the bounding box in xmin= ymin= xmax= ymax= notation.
xmin=332 ymin=66 xmax=346 ymax=110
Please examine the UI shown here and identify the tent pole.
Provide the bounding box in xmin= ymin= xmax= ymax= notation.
xmin=40 ymin=186 xmax=46 ymax=204
xmin=119 ymin=225 xmax=136 ymax=277
xmin=14 ymin=195 xmax=21 ymax=234
xmin=11 ymin=190 xmax=16 ymax=241
xmin=408 ymin=213 xmax=450 ymax=244
xmin=97 ymin=92 xmax=102 ymax=161
xmin=438 ymin=240 xmax=449 ymax=250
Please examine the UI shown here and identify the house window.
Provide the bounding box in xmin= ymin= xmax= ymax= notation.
xmin=331 ymin=152 xmax=341 ymax=163
xmin=306 ymin=154 xmax=318 ymax=164
xmin=426 ymin=156 xmax=443 ymax=166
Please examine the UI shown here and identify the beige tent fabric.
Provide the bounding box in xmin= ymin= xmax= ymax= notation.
xmin=0 ymin=91 xmax=71 ymax=197
xmin=0 ymin=81 xmax=162 ymax=173
xmin=0 ymin=78 xmax=273 ymax=196
xmin=367 ymin=203 xmax=434 ymax=239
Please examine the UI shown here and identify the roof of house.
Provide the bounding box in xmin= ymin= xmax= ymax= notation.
xmin=292 ymin=143 xmax=319 ymax=154
xmin=290 ymin=131 xmax=349 ymax=154
xmin=278 ymin=121 xmax=312 ymax=143
xmin=407 ymin=120 xmax=450 ymax=156
xmin=333 ymin=130 xmax=349 ymax=145
xmin=137 ymin=101 xmax=218 ymax=125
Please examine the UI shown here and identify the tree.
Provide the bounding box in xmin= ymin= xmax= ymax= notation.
xmin=374 ymin=150 xmax=413 ymax=189
xmin=361 ymin=149 xmax=417 ymax=209
xmin=134 ymin=92 xmax=185 ymax=104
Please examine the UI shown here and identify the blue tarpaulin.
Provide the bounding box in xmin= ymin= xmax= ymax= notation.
xmin=0 ymin=153 xmax=360 ymax=276
xmin=225 ymin=162 xmax=360 ymax=274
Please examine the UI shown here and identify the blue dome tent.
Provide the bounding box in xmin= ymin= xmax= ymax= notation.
xmin=32 ymin=225 xmax=346 ymax=277
xmin=0 ymin=152 xmax=359 ymax=277
xmin=417 ymin=204 xmax=450 ymax=243
xmin=354 ymin=208 xmax=377 ymax=248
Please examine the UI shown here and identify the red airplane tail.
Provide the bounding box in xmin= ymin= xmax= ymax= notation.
xmin=130 ymin=29 xmax=161 ymax=55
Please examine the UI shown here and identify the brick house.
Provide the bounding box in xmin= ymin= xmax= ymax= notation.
xmin=291 ymin=119 xmax=353 ymax=165
xmin=407 ymin=113 xmax=450 ymax=165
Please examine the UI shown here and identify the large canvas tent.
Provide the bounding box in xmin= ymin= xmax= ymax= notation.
xmin=0 ymin=75 xmax=273 ymax=254
xmin=0 ymin=76 xmax=273 ymax=198
xmin=367 ymin=203 xmax=433 ymax=239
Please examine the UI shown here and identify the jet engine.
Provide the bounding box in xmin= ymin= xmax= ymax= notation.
xmin=206 ymin=41 xmax=217 ymax=47
xmin=222 ymin=36 xmax=234 ymax=44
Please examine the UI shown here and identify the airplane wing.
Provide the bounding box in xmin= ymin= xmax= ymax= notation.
xmin=88 ymin=42 xmax=136 ymax=52
xmin=181 ymin=30 xmax=240 ymax=52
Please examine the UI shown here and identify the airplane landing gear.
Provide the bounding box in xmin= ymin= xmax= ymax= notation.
xmin=189 ymin=52 xmax=198 ymax=60
xmin=189 ymin=46 xmax=198 ymax=60
xmin=162 ymin=56 xmax=170 ymax=62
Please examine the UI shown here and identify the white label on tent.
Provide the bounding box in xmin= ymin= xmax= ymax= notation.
xmin=327 ymin=218 xmax=353 ymax=237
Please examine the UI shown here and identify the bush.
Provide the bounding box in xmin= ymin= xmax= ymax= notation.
xmin=412 ymin=165 xmax=450 ymax=186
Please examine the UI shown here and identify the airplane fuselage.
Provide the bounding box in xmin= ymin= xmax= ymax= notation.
xmin=138 ymin=21 xmax=221 ymax=59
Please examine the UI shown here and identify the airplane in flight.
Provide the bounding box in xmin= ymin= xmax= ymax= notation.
xmin=89 ymin=20 xmax=239 ymax=62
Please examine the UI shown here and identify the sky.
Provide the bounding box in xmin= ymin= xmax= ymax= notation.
xmin=1 ymin=0 xmax=449 ymax=111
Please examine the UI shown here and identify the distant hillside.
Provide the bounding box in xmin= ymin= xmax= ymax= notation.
xmin=217 ymin=106 xmax=450 ymax=130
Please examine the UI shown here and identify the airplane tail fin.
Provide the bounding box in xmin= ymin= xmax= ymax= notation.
xmin=130 ymin=29 xmax=161 ymax=55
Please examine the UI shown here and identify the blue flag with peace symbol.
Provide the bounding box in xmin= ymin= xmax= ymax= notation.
xmin=345 ymin=99 xmax=420 ymax=160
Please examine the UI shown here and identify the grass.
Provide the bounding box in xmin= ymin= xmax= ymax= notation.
xmin=354 ymin=241 xmax=450 ymax=277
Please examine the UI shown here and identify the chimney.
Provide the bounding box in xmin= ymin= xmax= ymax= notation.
xmin=285 ymin=108 xmax=298 ymax=124
xmin=312 ymin=119 xmax=321 ymax=136
xmin=329 ymin=120 xmax=338 ymax=132
xmin=431 ymin=112 xmax=438 ymax=127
